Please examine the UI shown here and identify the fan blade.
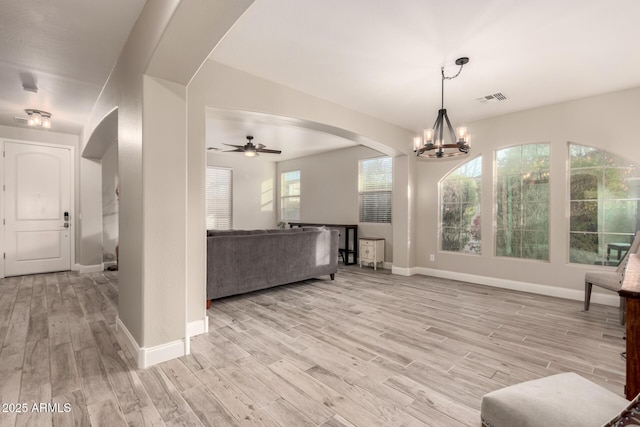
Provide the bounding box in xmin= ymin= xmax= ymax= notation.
xmin=222 ymin=143 xmax=245 ymax=148
xmin=257 ymin=148 xmax=282 ymax=154
xmin=224 ymin=148 xmax=245 ymax=153
xmin=207 ymin=147 xmax=221 ymax=151
xmin=256 ymin=143 xmax=265 ymax=149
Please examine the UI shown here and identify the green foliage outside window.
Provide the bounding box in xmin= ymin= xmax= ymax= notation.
xmin=495 ymin=144 xmax=550 ymax=260
xmin=569 ymin=144 xmax=640 ymax=265
xmin=440 ymin=157 xmax=482 ymax=254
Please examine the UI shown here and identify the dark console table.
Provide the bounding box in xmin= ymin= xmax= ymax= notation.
xmin=289 ymin=222 xmax=358 ymax=265
xmin=621 ymin=254 xmax=640 ymax=400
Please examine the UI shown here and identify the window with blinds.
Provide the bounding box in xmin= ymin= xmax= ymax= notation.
xmin=206 ymin=167 xmax=232 ymax=230
xmin=281 ymin=170 xmax=301 ymax=221
xmin=358 ymin=157 xmax=392 ymax=223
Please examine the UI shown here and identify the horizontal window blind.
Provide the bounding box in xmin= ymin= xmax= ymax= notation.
xmin=281 ymin=170 xmax=301 ymax=221
xmin=206 ymin=167 xmax=232 ymax=230
xmin=358 ymin=157 xmax=392 ymax=223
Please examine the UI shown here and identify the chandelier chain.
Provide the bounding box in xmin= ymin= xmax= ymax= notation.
xmin=441 ymin=62 xmax=466 ymax=80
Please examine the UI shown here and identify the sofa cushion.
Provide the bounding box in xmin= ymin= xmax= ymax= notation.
xmin=265 ymin=228 xmax=303 ymax=233
xmin=302 ymin=226 xmax=326 ymax=231
xmin=481 ymin=373 xmax=629 ymax=427
xmin=207 ymin=229 xmax=268 ymax=237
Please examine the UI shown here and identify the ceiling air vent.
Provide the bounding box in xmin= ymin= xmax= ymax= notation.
xmin=476 ymin=92 xmax=508 ymax=104
xmin=14 ymin=116 xmax=28 ymax=125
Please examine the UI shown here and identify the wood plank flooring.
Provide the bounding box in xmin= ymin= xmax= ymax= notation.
xmin=0 ymin=266 xmax=626 ymax=426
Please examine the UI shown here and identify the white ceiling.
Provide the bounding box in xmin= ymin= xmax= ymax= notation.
xmin=206 ymin=108 xmax=360 ymax=161
xmin=2 ymin=0 xmax=639 ymax=159
xmin=0 ymin=0 xmax=146 ymax=135
xmin=210 ymin=0 xmax=640 ymax=134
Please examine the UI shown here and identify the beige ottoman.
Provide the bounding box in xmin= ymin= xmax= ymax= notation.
xmin=481 ymin=373 xmax=629 ymax=427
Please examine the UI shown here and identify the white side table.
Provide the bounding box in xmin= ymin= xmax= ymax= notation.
xmin=359 ymin=237 xmax=384 ymax=270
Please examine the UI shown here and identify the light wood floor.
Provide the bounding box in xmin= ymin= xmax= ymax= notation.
xmin=0 ymin=266 xmax=626 ymax=426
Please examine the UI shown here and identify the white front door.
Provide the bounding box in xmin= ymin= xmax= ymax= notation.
xmin=4 ymin=141 xmax=72 ymax=276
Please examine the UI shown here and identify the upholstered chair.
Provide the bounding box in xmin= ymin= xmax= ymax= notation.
xmin=481 ymin=372 xmax=638 ymax=427
xmin=584 ymin=231 xmax=640 ymax=324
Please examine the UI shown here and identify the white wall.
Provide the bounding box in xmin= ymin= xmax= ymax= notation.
xmin=415 ymin=87 xmax=640 ymax=302
xmin=206 ymin=152 xmax=277 ymax=230
xmin=80 ymin=157 xmax=103 ymax=267
xmin=393 ymin=155 xmax=415 ymax=270
xmin=142 ymin=75 xmax=187 ymax=349
xmin=276 ymin=145 xmax=394 ymax=262
xmin=80 ymin=108 xmax=118 ymax=271
xmin=102 ymin=141 xmax=118 ymax=264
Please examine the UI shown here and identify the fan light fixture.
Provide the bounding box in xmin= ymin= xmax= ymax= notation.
xmin=244 ymin=143 xmax=257 ymax=157
xmin=25 ymin=109 xmax=52 ymax=129
xmin=413 ymin=57 xmax=470 ymax=158
xmin=220 ymin=135 xmax=282 ymax=156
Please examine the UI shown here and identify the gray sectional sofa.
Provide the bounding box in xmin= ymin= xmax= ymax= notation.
xmin=206 ymin=227 xmax=339 ymax=302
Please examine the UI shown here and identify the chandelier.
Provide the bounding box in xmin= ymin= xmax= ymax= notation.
xmin=413 ymin=57 xmax=470 ymax=158
xmin=25 ymin=109 xmax=52 ymax=129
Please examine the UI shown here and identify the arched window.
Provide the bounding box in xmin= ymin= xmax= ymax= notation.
xmin=495 ymin=144 xmax=550 ymax=260
xmin=440 ymin=156 xmax=482 ymax=254
xmin=569 ymin=144 xmax=640 ymax=265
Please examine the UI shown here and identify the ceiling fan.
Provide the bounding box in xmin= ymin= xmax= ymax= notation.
xmin=210 ymin=135 xmax=282 ymax=157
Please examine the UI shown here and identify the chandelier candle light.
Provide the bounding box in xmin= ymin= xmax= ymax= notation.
xmin=414 ymin=57 xmax=470 ymax=158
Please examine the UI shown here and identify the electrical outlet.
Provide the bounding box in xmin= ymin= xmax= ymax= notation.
xmin=430 ymin=254 xmax=435 ymax=262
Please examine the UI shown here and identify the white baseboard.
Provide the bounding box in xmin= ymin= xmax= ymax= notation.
xmin=391 ymin=265 xmax=414 ymax=276
xmin=391 ymin=266 xmax=620 ymax=307
xmin=75 ymin=263 xmax=104 ymax=274
xmin=116 ymin=316 xmax=186 ymax=369
xmin=142 ymin=339 xmax=186 ymax=368
xmin=187 ymin=316 xmax=209 ymax=337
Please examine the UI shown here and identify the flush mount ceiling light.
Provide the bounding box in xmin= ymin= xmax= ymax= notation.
xmin=413 ymin=57 xmax=470 ymax=159
xmin=25 ymin=109 xmax=52 ymax=129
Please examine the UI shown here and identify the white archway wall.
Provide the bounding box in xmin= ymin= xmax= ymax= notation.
xmin=77 ymin=111 xmax=118 ymax=271
xmin=80 ymin=0 xmax=183 ymax=349
xmin=101 ymin=141 xmax=118 ymax=265
xmin=186 ymin=60 xmax=418 ymax=323
xmin=80 ymin=0 xmax=254 ymax=365
xmin=415 ymin=86 xmax=640 ymax=302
